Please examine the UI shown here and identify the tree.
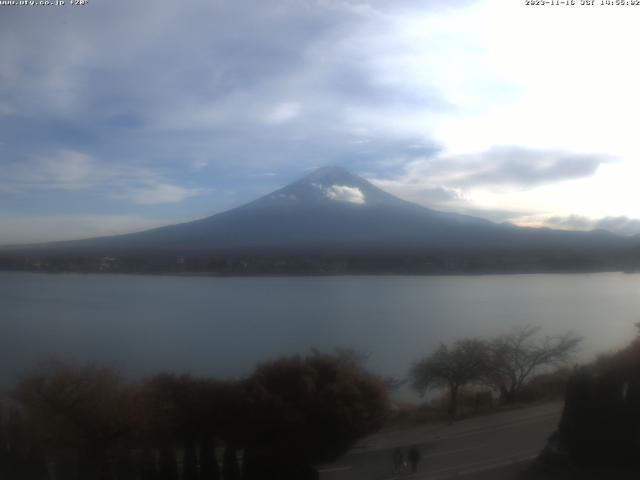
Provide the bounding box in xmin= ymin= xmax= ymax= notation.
xmin=487 ymin=326 xmax=582 ymax=404
xmin=0 ymin=405 xmax=48 ymax=480
xmin=182 ymin=438 xmax=198 ymax=480
xmin=138 ymin=448 xmax=158 ymax=480
xmin=14 ymin=362 xmax=131 ymax=480
xmin=555 ymin=337 xmax=640 ymax=467
xmin=199 ymin=436 xmax=221 ymax=480
xmin=158 ymin=446 xmax=178 ymax=480
xmin=222 ymin=443 xmax=241 ymax=480
xmin=240 ymin=352 xmax=389 ymax=480
xmin=5 ymin=354 xmax=389 ymax=480
xmin=137 ymin=374 xmax=232 ymax=480
xmin=410 ymin=339 xmax=490 ymax=419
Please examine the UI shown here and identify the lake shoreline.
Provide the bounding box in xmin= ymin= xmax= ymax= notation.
xmin=0 ymin=267 xmax=632 ymax=279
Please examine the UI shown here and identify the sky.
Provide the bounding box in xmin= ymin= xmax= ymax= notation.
xmin=3 ymin=0 xmax=640 ymax=244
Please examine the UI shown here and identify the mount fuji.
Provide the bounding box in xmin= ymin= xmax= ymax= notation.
xmin=2 ymin=166 xmax=637 ymax=273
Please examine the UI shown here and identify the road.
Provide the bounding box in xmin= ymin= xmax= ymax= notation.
xmin=318 ymin=402 xmax=562 ymax=480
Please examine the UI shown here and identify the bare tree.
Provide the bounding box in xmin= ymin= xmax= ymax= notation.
xmin=410 ymin=339 xmax=490 ymax=420
xmin=487 ymin=325 xmax=582 ymax=404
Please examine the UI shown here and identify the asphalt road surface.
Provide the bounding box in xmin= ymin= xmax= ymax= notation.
xmin=318 ymin=402 xmax=562 ymax=480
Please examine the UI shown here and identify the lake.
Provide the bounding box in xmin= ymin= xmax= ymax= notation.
xmin=0 ymin=271 xmax=638 ymax=390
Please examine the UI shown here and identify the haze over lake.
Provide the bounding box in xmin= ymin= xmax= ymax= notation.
xmin=1 ymin=271 xmax=637 ymax=389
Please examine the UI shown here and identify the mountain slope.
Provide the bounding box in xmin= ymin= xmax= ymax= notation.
xmin=3 ymin=166 xmax=635 ymax=260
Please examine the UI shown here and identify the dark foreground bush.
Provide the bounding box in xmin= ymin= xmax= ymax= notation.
xmin=0 ymin=354 xmax=389 ymax=480
xmin=556 ymin=341 xmax=640 ymax=469
xmin=518 ymin=368 xmax=571 ymax=404
xmin=240 ymin=353 xmax=389 ymax=479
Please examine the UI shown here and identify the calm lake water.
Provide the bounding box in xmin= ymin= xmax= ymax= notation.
xmin=1 ymin=271 xmax=638 ymax=389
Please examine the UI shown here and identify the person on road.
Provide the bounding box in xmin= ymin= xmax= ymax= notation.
xmin=392 ymin=447 xmax=404 ymax=473
xmin=408 ymin=445 xmax=421 ymax=473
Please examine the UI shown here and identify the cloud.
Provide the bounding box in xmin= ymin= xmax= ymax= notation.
xmin=543 ymin=214 xmax=595 ymax=232
xmin=0 ymin=102 xmax=14 ymax=116
xmin=456 ymin=147 xmax=610 ymax=188
xmin=0 ymin=213 xmax=183 ymax=246
xmin=0 ymin=149 xmax=205 ymax=205
xmin=533 ymin=214 xmax=640 ymax=237
xmin=263 ymin=102 xmax=302 ymax=124
xmin=0 ymin=0 xmax=452 ymax=176
xmin=324 ymin=185 xmax=366 ymax=204
xmin=47 ymin=151 xmax=94 ymax=184
xmin=115 ymin=182 xmax=205 ymax=205
xmin=594 ymin=217 xmax=640 ymax=236
xmin=396 ymin=147 xmax=611 ymax=190
xmin=371 ymin=178 xmax=464 ymax=206
xmin=0 ymin=150 xmax=96 ymax=190
xmin=366 ymin=146 xmax=611 ymax=219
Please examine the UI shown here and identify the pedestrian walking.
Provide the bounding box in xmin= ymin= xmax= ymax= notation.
xmin=408 ymin=445 xmax=421 ymax=474
xmin=392 ymin=447 xmax=404 ymax=473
